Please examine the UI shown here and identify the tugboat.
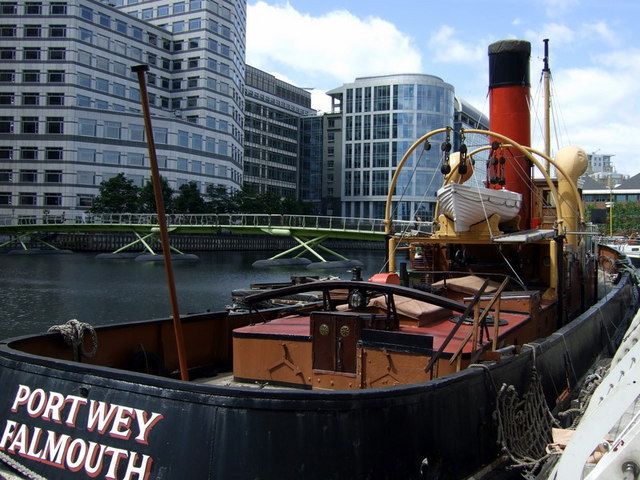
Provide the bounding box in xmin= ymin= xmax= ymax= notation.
xmin=0 ymin=40 xmax=637 ymax=480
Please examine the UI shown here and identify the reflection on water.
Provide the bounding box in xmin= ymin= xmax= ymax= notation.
xmin=0 ymin=249 xmax=389 ymax=338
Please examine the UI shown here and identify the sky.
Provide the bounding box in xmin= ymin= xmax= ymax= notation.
xmin=246 ymin=0 xmax=640 ymax=176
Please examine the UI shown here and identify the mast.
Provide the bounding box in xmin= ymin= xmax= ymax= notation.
xmin=132 ymin=64 xmax=189 ymax=381
xmin=543 ymin=39 xmax=551 ymax=171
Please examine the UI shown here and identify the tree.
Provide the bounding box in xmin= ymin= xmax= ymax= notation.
xmin=140 ymin=176 xmax=174 ymax=213
xmin=205 ymin=185 xmax=236 ymax=213
xmin=173 ymin=181 xmax=206 ymax=214
xmin=90 ymin=173 xmax=141 ymax=213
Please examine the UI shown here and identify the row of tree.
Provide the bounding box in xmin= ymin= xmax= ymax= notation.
xmin=90 ymin=173 xmax=314 ymax=215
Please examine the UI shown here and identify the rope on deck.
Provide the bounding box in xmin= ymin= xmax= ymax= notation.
xmin=48 ymin=318 xmax=97 ymax=361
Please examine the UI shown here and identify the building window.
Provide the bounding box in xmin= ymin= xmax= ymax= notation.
xmin=80 ymin=6 xmax=92 ymax=20
xmin=21 ymin=147 xmax=38 ymax=160
xmin=95 ymin=78 xmax=109 ymax=92
xmin=187 ymin=96 xmax=198 ymax=107
xmin=178 ymin=130 xmax=189 ymax=147
xmin=22 ymin=92 xmax=40 ymax=105
xmin=77 ymin=171 xmax=94 ymax=184
xmin=44 ymin=170 xmax=62 ymax=183
xmin=23 ymin=47 xmax=40 ymax=60
xmin=99 ymin=13 xmax=110 ymax=28
xmin=20 ymin=170 xmax=37 ymax=182
xmin=44 ymin=193 xmax=62 ymax=206
xmin=177 ymin=158 xmax=188 ymax=171
xmin=77 ymin=72 xmax=91 ymax=87
xmin=113 ymin=83 xmax=125 ymax=97
xmin=173 ymin=2 xmax=185 ymax=13
xmin=77 ymin=194 xmax=93 ymax=208
xmin=0 ymin=170 xmax=12 ymax=183
xmin=188 ymin=57 xmax=199 ymax=68
xmin=19 ymin=193 xmax=37 ymax=206
xmin=0 ymin=93 xmax=13 ymax=105
xmin=104 ymin=121 xmax=121 ymax=139
xmin=103 ymin=151 xmax=120 ymax=164
xmin=47 ymin=93 xmax=64 ymax=106
xmin=76 ymin=95 xmax=90 ymax=107
xmin=142 ymin=8 xmax=153 ymax=19
xmin=46 ymin=117 xmax=64 ymax=134
xmin=1 ymin=3 xmax=17 ymax=14
xmin=22 ymin=117 xmax=39 ymax=134
xmin=48 ymin=70 xmax=64 ymax=82
xmin=49 ymin=25 xmax=65 ymax=37
xmin=0 ymin=117 xmax=14 ymax=133
xmin=0 ymin=147 xmax=13 ymax=160
xmin=127 ymin=153 xmax=144 ymax=166
xmin=95 ymin=56 xmax=109 ymax=71
xmin=24 ymin=25 xmax=42 ymax=37
xmin=132 ymin=26 xmax=142 ymax=39
xmin=188 ymin=37 xmax=200 ymax=49
xmin=0 ymin=48 xmax=16 ymax=60
xmin=50 ymin=3 xmax=67 ymax=15
xmin=157 ymin=5 xmax=169 ymax=16
xmin=45 ymin=147 xmax=63 ymax=161
xmin=48 ymin=47 xmax=65 ymax=60
xmin=77 ymin=149 xmax=95 ymax=163
xmin=0 ymin=25 xmax=16 ymax=37
xmin=0 ymin=70 xmax=15 ymax=82
xmin=188 ymin=18 xmax=201 ymax=30
xmin=129 ymin=124 xmax=144 ymax=141
xmin=113 ymin=62 xmax=126 ymax=76
xmin=25 ymin=2 xmax=42 ymax=14
xmin=23 ymin=70 xmax=39 ymax=82
xmin=78 ymin=118 xmax=96 ymax=136
xmin=79 ymin=27 xmax=92 ymax=42
xmin=115 ymin=20 xmax=127 ymax=34
xmin=0 ymin=193 xmax=12 ymax=205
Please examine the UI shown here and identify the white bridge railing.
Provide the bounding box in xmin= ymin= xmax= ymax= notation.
xmin=0 ymin=213 xmax=431 ymax=235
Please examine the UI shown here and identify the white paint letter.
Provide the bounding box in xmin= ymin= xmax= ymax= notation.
xmin=87 ymin=400 xmax=117 ymax=434
xmin=133 ymin=410 xmax=163 ymax=444
xmin=109 ymin=405 xmax=134 ymax=440
xmin=104 ymin=446 xmax=129 ymax=480
xmin=64 ymin=395 xmax=88 ymax=427
xmin=0 ymin=420 xmax=17 ymax=449
xmin=42 ymin=391 xmax=66 ymax=423
xmin=10 ymin=385 xmax=31 ymax=412
xmin=124 ymin=452 xmax=153 ymax=480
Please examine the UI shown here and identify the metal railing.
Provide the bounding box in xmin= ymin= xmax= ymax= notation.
xmin=0 ymin=213 xmax=432 ymax=236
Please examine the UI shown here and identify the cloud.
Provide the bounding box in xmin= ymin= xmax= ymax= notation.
xmin=539 ymin=0 xmax=580 ymax=16
xmin=524 ymin=22 xmax=575 ymax=47
xmin=427 ymin=26 xmax=485 ymax=64
xmin=545 ymin=48 xmax=640 ymax=174
xmin=246 ymin=1 xmax=422 ymax=88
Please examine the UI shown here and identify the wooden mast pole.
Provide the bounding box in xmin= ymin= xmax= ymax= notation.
xmin=132 ymin=64 xmax=189 ymax=381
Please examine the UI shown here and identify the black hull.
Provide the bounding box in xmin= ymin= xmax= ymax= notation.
xmin=0 ymin=275 xmax=637 ymax=480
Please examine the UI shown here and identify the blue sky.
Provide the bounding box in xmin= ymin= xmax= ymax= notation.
xmin=246 ymin=0 xmax=640 ymax=175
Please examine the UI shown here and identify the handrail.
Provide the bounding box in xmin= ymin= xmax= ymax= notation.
xmin=0 ymin=213 xmax=426 ymax=236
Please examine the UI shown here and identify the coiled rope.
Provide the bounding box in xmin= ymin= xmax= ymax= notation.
xmin=48 ymin=318 xmax=97 ymax=361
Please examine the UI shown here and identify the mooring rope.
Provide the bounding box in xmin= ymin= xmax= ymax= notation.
xmin=0 ymin=451 xmax=46 ymax=480
xmin=48 ymin=318 xmax=97 ymax=361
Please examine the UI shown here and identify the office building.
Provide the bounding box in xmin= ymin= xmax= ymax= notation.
xmin=0 ymin=0 xmax=245 ymax=221
xmin=244 ymin=65 xmax=315 ymax=198
xmin=327 ymin=74 xmax=488 ymax=221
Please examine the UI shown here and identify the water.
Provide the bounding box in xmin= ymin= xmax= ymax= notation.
xmin=0 ymin=249 xmax=389 ymax=338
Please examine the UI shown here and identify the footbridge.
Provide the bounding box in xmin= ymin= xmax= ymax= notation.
xmin=0 ymin=213 xmax=428 ymax=264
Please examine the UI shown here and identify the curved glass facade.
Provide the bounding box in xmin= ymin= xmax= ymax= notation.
xmin=333 ymin=74 xmax=455 ymax=221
